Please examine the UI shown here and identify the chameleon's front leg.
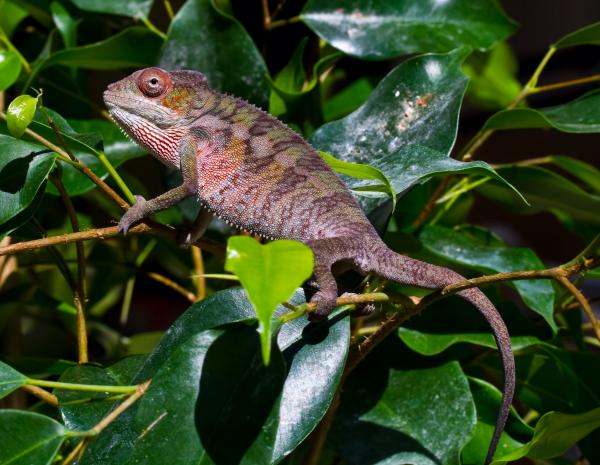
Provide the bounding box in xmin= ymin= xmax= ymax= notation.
xmin=118 ymin=136 xmax=199 ymax=234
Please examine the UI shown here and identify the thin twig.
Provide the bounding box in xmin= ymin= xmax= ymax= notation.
xmin=21 ymin=384 xmax=59 ymax=407
xmin=191 ymin=246 xmax=206 ymax=300
xmin=555 ymin=275 xmax=600 ymax=342
xmin=61 ymin=438 xmax=86 ymax=465
xmin=92 ymin=380 xmax=151 ymax=434
xmin=146 ymin=271 xmax=196 ymax=303
xmin=531 ymin=73 xmax=600 ymax=94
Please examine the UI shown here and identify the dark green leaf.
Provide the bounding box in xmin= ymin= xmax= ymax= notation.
xmin=333 ymin=361 xmax=476 ymax=465
xmin=0 ymin=360 xmax=27 ymax=398
xmin=0 ymin=410 xmax=68 ymax=465
xmin=57 ymin=357 xmax=146 ymax=431
xmin=225 ymin=236 xmax=314 ymax=363
xmin=0 ymin=135 xmax=57 ymax=228
xmin=6 ymin=0 xmax=52 ymax=26
xmin=478 ymin=165 xmax=600 ymax=226
xmin=7 ymin=94 xmax=38 ymax=138
xmin=0 ymin=48 xmax=21 ymax=91
xmin=484 ymin=90 xmax=600 ymax=133
xmin=159 ymin=0 xmax=270 ymax=108
xmin=72 ymin=0 xmax=153 ymax=18
xmin=398 ymin=327 xmax=540 ymax=356
xmin=301 ymin=0 xmax=517 ymax=60
xmin=463 ymin=42 xmax=521 ymax=110
xmin=462 ymin=377 xmax=532 ymax=464
xmin=323 ymin=77 xmax=373 ymax=122
xmin=81 ymin=288 xmax=350 ymax=465
xmin=50 ymin=1 xmax=77 ymax=48
xmin=419 ymin=225 xmax=556 ymax=331
xmin=554 ymin=21 xmax=600 ymax=48
xmin=493 ymin=407 xmax=600 ymax=463
xmin=310 ymin=49 xmax=520 ymax=213
xmin=546 ymin=155 xmax=600 ymax=194
xmin=42 ymin=27 xmax=162 ymax=70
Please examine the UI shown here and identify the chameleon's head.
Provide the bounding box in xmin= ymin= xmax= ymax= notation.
xmin=103 ymin=67 xmax=209 ymax=157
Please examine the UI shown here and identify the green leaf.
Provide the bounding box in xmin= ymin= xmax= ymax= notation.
xmin=419 ymin=225 xmax=557 ymax=331
xmin=23 ymin=109 xmax=144 ymax=196
xmin=225 ymin=236 xmax=314 ymax=364
xmin=309 ymin=49 xmax=521 ymax=213
xmin=0 ymin=360 xmax=27 ymax=398
xmin=332 ymin=361 xmax=476 ymax=465
xmin=301 ymin=0 xmax=517 ymax=60
xmin=81 ymin=288 xmax=350 ymax=465
xmin=546 ymin=155 xmax=600 ymax=194
xmin=0 ymin=1 xmax=29 ymax=37
xmin=323 ymin=77 xmax=373 ymax=122
xmin=554 ymin=21 xmax=600 ymax=48
xmin=0 ymin=48 xmax=21 ymax=91
xmin=42 ymin=27 xmax=162 ymax=70
xmin=320 ymin=151 xmax=396 ymax=208
xmin=493 ymin=407 xmax=600 ymax=463
xmin=71 ymin=0 xmax=153 ymax=18
xmin=57 ymin=356 xmax=146 ymax=431
xmin=0 ymin=135 xmax=57 ymax=229
xmin=479 ymin=165 xmax=600 ymax=226
xmin=463 ymin=42 xmax=521 ymax=110
xmin=398 ymin=327 xmax=540 ymax=356
xmin=0 ymin=410 xmax=68 ymax=465
xmin=159 ymin=0 xmax=270 ymax=108
xmin=462 ymin=377 xmax=533 ymax=464
xmin=50 ymin=1 xmax=77 ymax=48
xmin=7 ymin=94 xmax=38 ymax=138
xmin=484 ymin=90 xmax=600 ymax=133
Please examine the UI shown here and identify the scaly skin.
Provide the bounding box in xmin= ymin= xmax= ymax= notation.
xmin=104 ymin=68 xmax=514 ymax=464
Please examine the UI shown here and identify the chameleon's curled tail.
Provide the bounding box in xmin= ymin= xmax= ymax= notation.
xmin=364 ymin=246 xmax=515 ymax=465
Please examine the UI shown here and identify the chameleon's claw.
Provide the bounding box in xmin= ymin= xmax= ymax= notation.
xmin=118 ymin=195 xmax=147 ymax=235
xmin=307 ymin=290 xmax=338 ymax=321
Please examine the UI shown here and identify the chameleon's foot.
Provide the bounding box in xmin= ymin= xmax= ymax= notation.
xmin=118 ymin=195 xmax=147 ymax=234
xmin=308 ymin=290 xmax=338 ymax=321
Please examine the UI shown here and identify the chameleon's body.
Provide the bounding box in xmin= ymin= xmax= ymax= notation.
xmin=104 ymin=68 xmax=514 ymax=465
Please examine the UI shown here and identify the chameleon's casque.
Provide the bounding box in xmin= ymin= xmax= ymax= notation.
xmin=104 ymin=67 xmax=514 ymax=465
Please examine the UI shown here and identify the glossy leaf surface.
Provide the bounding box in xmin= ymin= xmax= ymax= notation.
xmin=302 ymin=0 xmax=516 ymax=59
xmin=72 ymin=0 xmax=153 ymax=18
xmin=0 ymin=360 xmax=27 ymax=398
xmin=0 ymin=48 xmax=21 ymax=91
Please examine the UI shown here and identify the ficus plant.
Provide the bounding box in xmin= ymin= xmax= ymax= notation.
xmin=0 ymin=1 xmax=599 ymax=464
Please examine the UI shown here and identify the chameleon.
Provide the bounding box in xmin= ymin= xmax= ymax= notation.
xmin=104 ymin=67 xmax=514 ymax=465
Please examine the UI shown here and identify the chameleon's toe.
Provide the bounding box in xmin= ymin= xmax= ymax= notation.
xmin=308 ymin=290 xmax=338 ymax=321
xmin=118 ymin=195 xmax=147 ymax=234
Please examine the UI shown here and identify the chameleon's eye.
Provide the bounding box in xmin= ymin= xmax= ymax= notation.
xmin=138 ymin=68 xmax=170 ymax=98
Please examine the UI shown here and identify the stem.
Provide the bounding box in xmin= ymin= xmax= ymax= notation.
xmin=96 ymin=152 xmax=136 ymax=204
xmin=0 ymin=224 xmax=225 ymax=258
xmin=61 ymin=439 xmax=86 ymax=465
xmin=555 ymin=274 xmax=600 ymax=342
xmin=191 ymin=246 xmax=206 ymax=300
xmin=146 ymin=271 xmax=196 ymax=303
xmin=261 ymin=0 xmax=271 ymax=28
xmin=51 ymin=173 xmax=89 ymax=363
xmin=530 ymin=73 xmax=600 ymax=94
xmin=138 ymin=15 xmax=167 ymax=39
xmin=163 ymin=0 xmax=174 ymax=19
xmin=92 ymin=380 xmax=151 ymax=434
xmin=26 ymin=379 xmax=139 ymax=394
xmin=120 ymin=238 xmax=157 ymax=325
xmin=21 ymin=384 xmax=59 ymax=407
xmin=268 ymin=15 xmax=301 ymax=30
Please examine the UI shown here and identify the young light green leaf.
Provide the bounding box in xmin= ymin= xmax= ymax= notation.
xmin=546 ymin=155 xmax=600 ymax=194
xmin=7 ymin=94 xmax=39 ymax=138
xmin=0 ymin=48 xmax=21 ymax=91
xmin=320 ymin=151 xmax=396 ymax=209
xmin=553 ymin=21 xmax=600 ymax=48
xmin=0 ymin=410 xmax=69 ymax=465
xmin=484 ymin=89 xmax=600 ymax=133
xmin=419 ymin=225 xmax=557 ymax=332
xmin=71 ymin=0 xmax=154 ymax=18
xmin=301 ymin=0 xmax=517 ymax=60
xmin=0 ymin=360 xmax=27 ymax=398
xmin=225 ymin=237 xmax=314 ymax=364
xmin=492 ymin=407 xmax=600 ymax=463
xmin=0 ymin=1 xmax=29 ymax=37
